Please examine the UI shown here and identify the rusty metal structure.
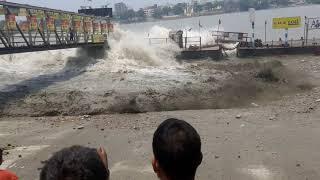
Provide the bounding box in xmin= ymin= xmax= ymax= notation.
xmin=0 ymin=2 xmax=114 ymax=55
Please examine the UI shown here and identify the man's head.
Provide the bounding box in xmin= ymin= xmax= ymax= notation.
xmin=40 ymin=146 xmax=109 ymax=180
xmin=152 ymin=118 xmax=202 ymax=180
xmin=0 ymin=148 xmax=3 ymax=166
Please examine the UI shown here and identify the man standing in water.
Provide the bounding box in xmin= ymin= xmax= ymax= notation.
xmin=152 ymin=118 xmax=203 ymax=180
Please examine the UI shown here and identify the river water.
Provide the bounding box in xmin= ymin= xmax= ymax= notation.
xmin=0 ymin=5 xmax=319 ymax=116
xmin=121 ymin=5 xmax=320 ymax=41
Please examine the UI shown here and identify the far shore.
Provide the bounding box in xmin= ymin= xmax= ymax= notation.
xmin=116 ymin=4 xmax=317 ymax=25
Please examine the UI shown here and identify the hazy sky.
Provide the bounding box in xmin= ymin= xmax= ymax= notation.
xmin=8 ymin=0 xmax=188 ymax=12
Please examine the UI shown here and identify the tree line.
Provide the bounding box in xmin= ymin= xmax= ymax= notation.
xmin=117 ymin=0 xmax=319 ymax=22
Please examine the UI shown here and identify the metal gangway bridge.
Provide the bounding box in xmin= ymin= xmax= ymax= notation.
xmin=0 ymin=2 xmax=113 ymax=55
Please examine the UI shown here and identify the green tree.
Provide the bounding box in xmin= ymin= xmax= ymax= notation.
xmin=162 ymin=6 xmax=172 ymax=16
xmin=152 ymin=8 xmax=163 ymax=19
xmin=193 ymin=2 xmax=203 ymax=13
xmin=173 ymin=3 xmax=186 ymax=15
xmin=136 ymin=8 xmax=146 ymax=20
xmin=275 ymin=0 xmax=290 ymax=6
xmin=204 ymin=2 xmax=215 ymax=11
xmin=307 ymin=0 xmax=320 ymax=3
xmin=239 ymin=0 xmax=254 ymax=11
xmin=214 ymin=0 xmax=224 ymax=8
xmin=224 ymin=0 xmax=239 ymax=12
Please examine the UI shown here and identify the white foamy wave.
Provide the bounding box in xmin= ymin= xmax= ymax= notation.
xmin=0 ymin=49 xmax=77 ymax=77
xmin=91 ymin=25 xmax=182 ymax=73
xmin=178 ymin=25 xmax=225 ymax=48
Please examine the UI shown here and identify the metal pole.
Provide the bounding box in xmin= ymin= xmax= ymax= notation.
xmin=264 ymin=20 xmax=267 ymax=44
xmin=185 ymin=37 xmax=187 ymax=49
xmin=285 ymin=28 xmax=288 ymax=47
xmin=186 ymin=30 xmax=187 ymax=39
xmin=306 ymin=17 xmax=309 ymax=46
xmin=252 ymin=22 xmax=255 ymax=48
xmin=304 ymin=16 xmax=306 ymax=42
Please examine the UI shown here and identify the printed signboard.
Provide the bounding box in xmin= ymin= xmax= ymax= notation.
xmin=73 ymin=15 xmax=82 ymax=32
xmin=308 ymin=17 xmax=320 ymax=30
xmin=18 ymin=8 xmax=27 ymax=16
xmin=107 ymin=23 xmax=113 ymax=32
xmin=272 ymin=16 xmax=301 ymax=29
xmin=101 ymin=23 xmax=107 ymax=33
xmin=60 ymin=14 xmax=70 ymax=32
xmin=30 ymin=9 xmax=45 ymax=19
xmin=28 ymin=16 xmax=38 ymax=31
xmin=92 ymin=34 xmax=104 ymax=43
xmin=6 ymin=14 xmax=16 ymax=30
xmin=19 ymin=21 xmax=29 ymax=32
xmin=61 ymin=19 xmax=70 ymax=32
xmin=46 ymin=16 xmax=55 ymax=32
xmin=84 ymin=17 xmax=92 ymax=33
xmin=47 ymin=12 xmax=60 ymax=20
xmin=7 ymin=7 xmax=27 ymax=16
xmin=93 ymin=22 xmax=100 ymax=33
xmin=0 ymin=5 xmax=5 ymax=15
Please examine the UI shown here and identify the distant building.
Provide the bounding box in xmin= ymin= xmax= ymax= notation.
xmin=79 ymin=7 xmax=113 ymax=17
xmin=143 ymin=4 xmax=157 ymax=17
xmin=114 ymin=2 xmax=128 ymax=16
xmin=144 ymin=8 xmax=155 ymax=17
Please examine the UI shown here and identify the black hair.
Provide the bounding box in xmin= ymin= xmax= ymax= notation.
xmin=153 ymin=118 xmax=202 ymax=180
xmin=0 ymin=148 xmax=3 ymax=165
xmin=40 ymin=146 xmax=108 ymax=180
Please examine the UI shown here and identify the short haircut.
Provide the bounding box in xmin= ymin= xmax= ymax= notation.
xmin=153 ymin=118 xmax=202 ymax=180
xmin=0 ymin=148 xmax=3 ymax=164
xmin=40 ymin=146 xmax=108 ymax=180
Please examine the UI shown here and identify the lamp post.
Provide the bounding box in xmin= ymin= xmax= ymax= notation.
xmin=265 ymin=20 xmax=267 ymax=44
xmin=249 ymin=8 xmax=256 ymax=48
xmin=217 ymin=19 xmax=221 ymax=45
xmin=185 ymin=28 xmax=192 ymax=49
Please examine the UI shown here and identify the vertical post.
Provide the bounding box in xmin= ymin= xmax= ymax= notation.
xmin=252 ymin=22 xmax=255 ymax=48
xmin=217 ymin=19 xmax=221 ymax=45
xmin=264 ymin=20 xmax=267 ymax=44
xmin=249 ymin=8 xmax=255 ymax=48
xmin=185 ymin=37 xmax=187 ymax=49
xmin=5 ymin=7 xmax=14 ymax=47
xmin=303 ymin=16 xmax=306 ymax=42
xmin=186 ymin=30 xmax=187 ymax=40
xmin=27 ymin=10 xmax=33 ymax=46
xmin=200 ymin=36 xmax=202 ymax=50
xmin=285 ymin=28 xmax=288 ymax=47
xmin=46 ymin=13 xmax=50 ymax=45
xmin=41 ymin=18 xmax=47 ymax=45
xmin=306 ymin=17 xmax=309 ymax=46
xmin=61 ymin=30 xmax=64 ymax=44
xmin=199 ymin=20 xmax=201 ymax=38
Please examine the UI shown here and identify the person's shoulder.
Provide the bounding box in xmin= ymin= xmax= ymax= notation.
xmin=0 ymin=169 xmax=18 ymax=180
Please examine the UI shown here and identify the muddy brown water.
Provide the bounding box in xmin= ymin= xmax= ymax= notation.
xmin=0 ymin=47 xmax=314 ymax=117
